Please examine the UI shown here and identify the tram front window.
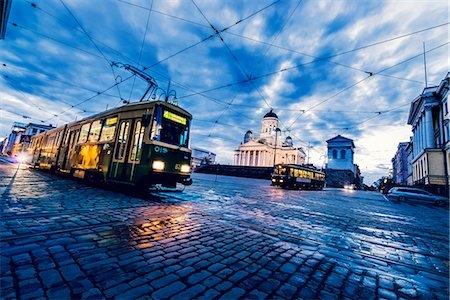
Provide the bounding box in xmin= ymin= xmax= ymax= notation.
xmin=151 ymin=107 xmax=190 ymax=147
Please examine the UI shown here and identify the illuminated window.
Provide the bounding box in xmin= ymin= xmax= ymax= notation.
xmin=100 ymin=116 xmax=117 ymax=142
xmin=130 ymin=121 xmax=145 ymax=161
xmin=79 ymin=123 xmax=90 ymax=143
xmin=115 ymin=121 xmax=130 ymax=160
xmin=88 ymin=120 xmax=102 ymax=142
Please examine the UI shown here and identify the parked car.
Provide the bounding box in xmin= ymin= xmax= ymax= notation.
xmin=386 ymin=187 xmax=448 ymax=206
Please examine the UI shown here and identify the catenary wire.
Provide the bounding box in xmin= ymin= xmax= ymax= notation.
xmin=128 ymin=0 xmax=154 ymax=102
xmin=58 ymin=0 xmax=124 ymax=101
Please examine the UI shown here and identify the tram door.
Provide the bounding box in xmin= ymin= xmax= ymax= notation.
xmin=63 ymin=129 xmax=79 ymax=171
xmin=110 ymin=118 xmax=144 ymax=182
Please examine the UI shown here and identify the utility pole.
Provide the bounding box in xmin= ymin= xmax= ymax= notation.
xmin=423 ymin=42 xmax=428 ymax=88
xmin=307 ymin=142 xmax=311 ymax=165
xmin=273 ymin=128 xmax=281 ymax=166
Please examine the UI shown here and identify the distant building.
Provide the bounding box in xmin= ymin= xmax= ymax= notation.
xmin=405 ymin=139 xmax=414 ymax=186
xmin=234 ymin=110 xmax=306 ymax=167
xmin=407 ymin=72 xmax=449 ymax=196
xmin=325 ymin=135 xmax=362 ymax=188
xmin=326 ymin=135 xmax=355 ymax=172
xmin=191 ymin=148 xmax=216 ymax=169
xmin=2 ymin=122 xmax=55 ymax=156
xmin=391 ymin=142 xmax=409 ymax=186
xmin=1 ymin=122 xmax=26 ymax=155
xmin=11 ymin=123 xmax=55 ymax=156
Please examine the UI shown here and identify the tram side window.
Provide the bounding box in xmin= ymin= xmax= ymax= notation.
xmin=79 ymin=123 xmax=90 ymax=143
xmin=88 ymin=120 xmax=102 ymax=142
xmin=130 ymin=120 xmax=145 ymax=161
xmin=99 ymin=116 xmax=117 ymax=142
xmin=115 ymin=121 xmax=130 ymax=160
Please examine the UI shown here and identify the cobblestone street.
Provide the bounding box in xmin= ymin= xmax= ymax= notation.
xmin=1 ymin=160 xmax=449 ymax=299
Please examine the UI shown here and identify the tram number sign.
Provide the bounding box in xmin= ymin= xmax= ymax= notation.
xmin=154 ymin=146 xmax=168 ymax=153
xmin=163 ymin=111 xmax=186 ymax=125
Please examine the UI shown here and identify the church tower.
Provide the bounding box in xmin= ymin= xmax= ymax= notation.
xmin=260 ymin=110 xmax=279 ymax=144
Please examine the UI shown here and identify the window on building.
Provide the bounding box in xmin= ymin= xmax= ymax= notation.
xmin=340 ymin=149 xmax=346 ymax=159
xmin=32 ymin=128 xmax=37 ymax=134
xmin=445 ymin=101 xmax=448 ymax=116
xmin=332 ymin=150 xmax=337 ymax=159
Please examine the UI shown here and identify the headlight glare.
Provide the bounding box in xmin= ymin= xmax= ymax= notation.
xmin=152 ymin=160 xmax=165 ymax=171
xmin=180 ymin=164 xmax=190 ymax=173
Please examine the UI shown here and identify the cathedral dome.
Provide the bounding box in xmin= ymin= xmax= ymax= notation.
xmin=263 ymin=109 xmax=278 ymax=119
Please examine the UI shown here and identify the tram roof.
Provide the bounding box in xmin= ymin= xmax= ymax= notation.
xmin=276 ymin=164 xmax=324 ymax=174
xmin=32 ymin=100 xmax=192 ymax=138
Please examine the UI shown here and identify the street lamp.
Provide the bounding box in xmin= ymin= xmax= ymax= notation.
xmin=273 ymin=127 xmax=281 ymax=166
xmin=152 ymin=81 xmax=178 ymax=104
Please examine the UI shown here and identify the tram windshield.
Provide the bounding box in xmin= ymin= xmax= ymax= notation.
xmin=151 ymin=106 xmax=190 ymax=147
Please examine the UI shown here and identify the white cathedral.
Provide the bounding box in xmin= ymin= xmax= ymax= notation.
xmin=234 ymin=110 xmax=306 ymax=167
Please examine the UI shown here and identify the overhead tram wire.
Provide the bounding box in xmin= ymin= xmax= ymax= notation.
xmin=143 ymin=0 xmax=280 ymax=70
xmin=115 ymin=1 xmax=444 ymax=85
xmin=58 ymin=0 xmax=124 ymax=101
xmin=190 ymin=0 xmax=276 ymax=137
xmin=43 ymin=74 xmax=135 ymax=123
xmin=1 ymin=74 xmax=68 ymax=120
xmin=15 ymin=3 xmax=437 ymax=113
xmin=334 ymin=102 xmax=412 ymax=132
xmin=0 ymin=107 xmax=46 ymax=124
xmin=178 ymin=21 xmax=449 ymax=100
xmin=1 ymin=63 xmax=121 ymax=101
xmin=23 ymin=0 xmax=143 ymax=69
xmin=128 ymin=0 xmax=154 ymax=103
xmin=283 ymin=41 xmax=449 ymax=130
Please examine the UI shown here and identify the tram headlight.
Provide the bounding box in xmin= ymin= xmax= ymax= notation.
xmin=152 ymin=160 xmax=165 ymax=171
xmin=279 ymin=179 xmax=284 ymax=183
xmin=180 ymin=164 xmax=190 ymax=173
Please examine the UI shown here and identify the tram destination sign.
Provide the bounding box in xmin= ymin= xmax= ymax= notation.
xmin=163 ymin=110 xmax=187 ymax=125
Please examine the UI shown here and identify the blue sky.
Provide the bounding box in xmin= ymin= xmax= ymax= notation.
xmin=0 ymin=0 xmax=448 ymax=184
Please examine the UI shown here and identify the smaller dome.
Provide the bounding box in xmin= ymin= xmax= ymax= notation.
xmin=263 ymin=109 xmax=278 ymax=119
xmin=244 ymin=130 xmax=253 ymax=143
xmin=284 ymin=136 xmax=293 ymax=147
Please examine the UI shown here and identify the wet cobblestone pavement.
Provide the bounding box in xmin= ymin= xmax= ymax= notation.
xmin=1 ymin=160 xmax=449 ymax=299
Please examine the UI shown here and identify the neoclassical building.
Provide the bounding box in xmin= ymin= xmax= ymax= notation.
xmin=234 ymin=110 xmax=305 ymax=167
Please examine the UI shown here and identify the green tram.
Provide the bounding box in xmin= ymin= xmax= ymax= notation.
xmin=271 ymin=164 xmax=325 ymax=190
xmin=29 ymin=101 xmax=193 ymax=189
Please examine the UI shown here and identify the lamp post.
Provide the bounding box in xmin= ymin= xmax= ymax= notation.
xmin=273 ymin=127 xmax=281 ymax=166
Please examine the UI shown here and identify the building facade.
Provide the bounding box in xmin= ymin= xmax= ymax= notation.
xmin=326 ymin=135 xmax=355 ymax=173
xmin=11 ymin=123 xmax=55 ymax=156
xmin=391 ymin=142 xmax=409 ymax=186
xmin=405 ymin=139 xmax=414 ymax=186
xmin=325 ymin=135 xmax=361 ymax=188
xmin=1 ymin=122 xmax=26 ymax=155
xmin=407 ymin=72 xmax=449 ymax=196
xmin=234 ymin=110 xmax=306 ymax=167
xmin=1 ymin=122 xmax=54 ymax=156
